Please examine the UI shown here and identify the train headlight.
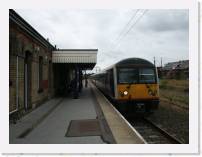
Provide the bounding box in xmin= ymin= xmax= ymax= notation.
xmin=123 ymin=91 xmax=128 ymax=96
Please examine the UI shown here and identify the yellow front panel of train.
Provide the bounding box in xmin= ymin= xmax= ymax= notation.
xmin=117 ymin=84 xmax=159 ymax=100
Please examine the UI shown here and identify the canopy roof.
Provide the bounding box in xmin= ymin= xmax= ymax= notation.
xmin=52 ymin=49 xmax=98 ymax=70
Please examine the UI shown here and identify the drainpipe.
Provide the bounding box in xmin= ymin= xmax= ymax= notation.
xmin=16 ymin=56 xmax=19 ymax=111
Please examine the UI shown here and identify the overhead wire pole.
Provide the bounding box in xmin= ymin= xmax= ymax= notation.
xmin=161 ymin=57 xmax=163 ymax=67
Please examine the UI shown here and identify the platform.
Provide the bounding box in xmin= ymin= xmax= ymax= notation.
xmin=9 ymin=81 xmax=145 ymax=144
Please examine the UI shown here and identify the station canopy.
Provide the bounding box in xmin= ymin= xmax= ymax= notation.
xmin=52 ymin=49 xmax=98 ymax=70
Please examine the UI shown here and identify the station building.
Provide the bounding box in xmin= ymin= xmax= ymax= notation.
xmin=9 ymin=9 xmax=97 ymax=117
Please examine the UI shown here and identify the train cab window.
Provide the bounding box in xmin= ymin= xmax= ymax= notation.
xmin=139 ymin=68 xmax=155 ymax=83
xmin=118 ymin=68 xmax=138 ymax=84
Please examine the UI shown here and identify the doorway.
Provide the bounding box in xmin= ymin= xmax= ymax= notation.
xmin=24 ymin=51 xmax=32 ymax=110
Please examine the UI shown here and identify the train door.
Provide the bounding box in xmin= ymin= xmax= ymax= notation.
xmin=24 ymin=51 xmax=32 ymax=110
xmin=113 ymin=67 xmax=118 ymax=99
xmin=109 ymin=69 xmax=114 ymax=97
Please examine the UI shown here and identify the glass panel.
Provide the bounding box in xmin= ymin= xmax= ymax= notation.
xmin=139 ymin=68 xmax=155 ymax=83
xmin=118 ymin=68 xmax=138 ymax=84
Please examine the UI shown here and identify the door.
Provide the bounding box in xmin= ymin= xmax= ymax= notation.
xmin=24 ymin=52 xmax=32 ymax=110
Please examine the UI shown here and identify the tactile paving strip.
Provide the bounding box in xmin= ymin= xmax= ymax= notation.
xmin=65 ymin=119 xmax=102 ymax=137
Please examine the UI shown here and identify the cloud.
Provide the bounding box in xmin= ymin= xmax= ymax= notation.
xmin=137 ymin=10 xmax=189 ymax=32
xmin=15 ymin=9 xmax=189 ymax=69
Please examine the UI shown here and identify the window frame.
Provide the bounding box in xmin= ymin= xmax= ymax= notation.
xmin=139 ymin=68 xmax=156 ymax=84
xmin=117 ymin=67 xmax=157 ymax=84
xmin=117 ymin=67 xmax=139 ymax=84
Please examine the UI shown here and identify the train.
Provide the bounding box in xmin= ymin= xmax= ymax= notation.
xmin=90 ymin=58 xmax=159 ymax=113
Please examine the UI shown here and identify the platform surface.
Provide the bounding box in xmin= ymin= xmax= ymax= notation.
xmin=90 ymin=82 xmax=146 ymax=144
xmin=10 ymin=82 xmax=145 ymax=144
xmin=10 ymin=86 xmax=104 ymax=144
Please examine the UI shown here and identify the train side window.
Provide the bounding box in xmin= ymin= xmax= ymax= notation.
xmin=106 ymin=73 xmax=108 ymax=85
xmin=109 ymin=70 xmax=113 ymax=85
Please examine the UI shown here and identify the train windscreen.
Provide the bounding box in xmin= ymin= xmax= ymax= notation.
xmin=139 ymin=68 xmax=156 ymax=83
xmin=118 ymin=68 xmax=138 ymax=84
xmin=118 ymin=68 xmax=156 ymax=84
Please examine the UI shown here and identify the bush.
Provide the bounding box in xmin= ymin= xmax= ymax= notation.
xmin=159 ymin=79 xmax=168 ymax=89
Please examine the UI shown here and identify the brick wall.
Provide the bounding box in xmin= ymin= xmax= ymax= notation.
xmin=18 ymin=57 xmax=24 ymax=110
xmin=30 ymin=60 xmax=50 ymax=107
xmin=9 ymin=56 xmax=16 ymax=112
xmin=9 ymin=22 xmax=53 ymax=114
xmin=30 ymin=61 xmax=39 ymax=105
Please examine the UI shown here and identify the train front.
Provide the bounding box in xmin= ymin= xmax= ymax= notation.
xmin=115 ymin=58 xmax=159 ymax=113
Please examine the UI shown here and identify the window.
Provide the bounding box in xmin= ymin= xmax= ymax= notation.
xmin=38 ymin=56 xmax=43 ymax=92
xmin=139 ymin=68 xmax=155 ymax=83
xmin=118 ymin=68 xmax=138 ymax=84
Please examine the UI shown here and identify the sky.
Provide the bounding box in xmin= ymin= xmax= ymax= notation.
xmin=15 ymin=9 xmax=189 ymax=71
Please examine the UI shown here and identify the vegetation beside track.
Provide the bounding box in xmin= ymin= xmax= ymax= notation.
xmin=159 ymin=79 xmax=189 ymax=109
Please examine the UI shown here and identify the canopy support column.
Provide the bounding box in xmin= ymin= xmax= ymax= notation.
xmin=78 ymin=68 xmax=83 ymax=93
xmin=73 ymin=65 xmax=79 ymax=99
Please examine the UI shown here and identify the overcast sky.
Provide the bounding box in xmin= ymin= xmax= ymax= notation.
xmin=15 ymin=9 xmax=189 ymax=70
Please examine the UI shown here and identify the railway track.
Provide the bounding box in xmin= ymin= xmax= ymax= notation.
xmin=128 ymin=117 xmax=183 ymax=144
xmin=97 ymin=87 xmax=183 ymax=144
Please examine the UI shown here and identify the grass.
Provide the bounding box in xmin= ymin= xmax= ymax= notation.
xmin=159 ymin=79 xmax=189 ymax=107
xmin=159 ymin=79 xmax=189 ymax=91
